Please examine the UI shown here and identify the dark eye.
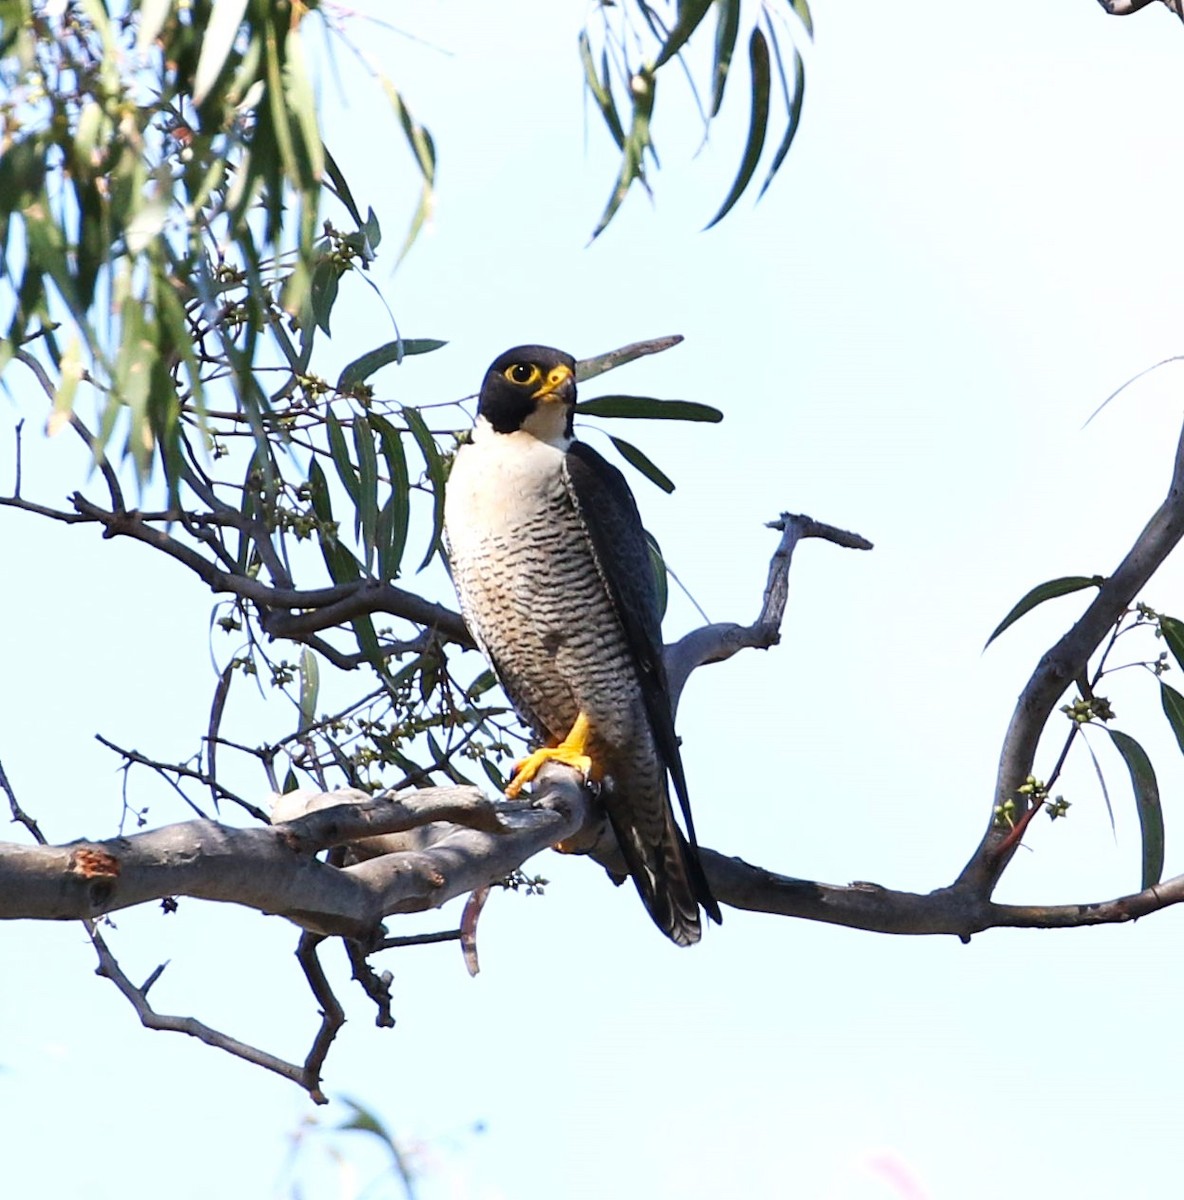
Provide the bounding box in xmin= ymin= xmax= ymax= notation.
xmin=504 ymin=363 xmax=541 ymax=386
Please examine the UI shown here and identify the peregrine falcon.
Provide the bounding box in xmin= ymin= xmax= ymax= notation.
xmin=444 ymin=345 xmax=721 ymax=946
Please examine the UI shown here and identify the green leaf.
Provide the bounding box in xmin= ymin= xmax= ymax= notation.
xmin=645 ymin=529 xmax=668 ymax=621
xmin=609 ymin=435 xmax=675 ymax=493
xmin=1080 ymin=730 xmax=1116 ymax=837
xmin=298 ymin=647 xmax=319 ymax=733
xmin=1106 ymin=729 xmax=1164 ymax=890
xmin=307 ymin=459 xmax=358 ymax=586
xmin=576 ymin=394 xmax=722 ymax=422
xmin=579 ymin=31 xmax=625 ymax=151
xmin=983 ymin=576 xmax=1104 ymax=650
xmin=322 ymin=143 xmax=364 ymax=230
xmin=352 ymin=414 xmax=379 ymax=570
xmin=589 ymin=65 xmax=656 ymax=241
xmin=711 ymin=0 xmax=742 ymax=117
xmin=705 ymin=27 xmax=771 ymax=230
xmin=309 ymin=256 xmax=340 ymax=336
xmin=1160 ymin=615 xmax=1184 ymax=674
xmin=336 ymin=338 xmax=448 ymax=392
xmin=576 ymin=335 xmax=683 ymax=383
xmin=1160 ymin=681 xmax=1184 ymax=758
xmin=757 ymin=34 xmax=804 ymax=200
xmin=136 ymin=0 xmax=173 ymax=52
xmin=791 ymin=0 xmax=814 ymax=37
xmin=193 ymin=0 xmax=248 ymax=106
xmin=370 ymin=413 xmax=411 ymax=580
xmin=655 ymin=0 xmax=713 ymax=68
xmin=377 ymin=79 xmax=436 ymax=264
xmin=401 ymin=406 xmax=448 ymax=571
xmin=282 ymin=25 xmax=324 ymax=182
xmin=325 ymin=410 xmax=360 ymax=507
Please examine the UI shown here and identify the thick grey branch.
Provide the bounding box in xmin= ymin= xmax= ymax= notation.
xmin=0 ymin=772 xmax=592 ymax=938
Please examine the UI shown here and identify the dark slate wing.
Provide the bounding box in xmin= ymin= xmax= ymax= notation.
xmin=562 ymin=442 xmax=717 ymax=922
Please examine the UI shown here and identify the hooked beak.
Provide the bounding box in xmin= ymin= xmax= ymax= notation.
xmin=531 ymin=363 xmax=575 ymax=402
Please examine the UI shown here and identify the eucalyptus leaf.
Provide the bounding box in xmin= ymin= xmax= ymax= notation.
xmin=705 ymin=27 xmax=770 ymax=229
xmin=401 ymin=406 xmax=448 ymax=571
xmin=984 ymin=576 xmax=1104 ymax=650
xmin=609 ymin=435 xmax=675 ymax=493
xmin=576 ymin=394 xmax=722 ymax=422
xmin=337 ymin=338 xmax=448 ymax=391
xmin=298 ymin=647 xmax=320 ymax=733
xmin=192 ymin=0 xmax=248 ymax=105
xmin=1160 ymin=681 xmax=1184 ymax=758
xmin=1106 ymin=729 xmax=1164 ymax=890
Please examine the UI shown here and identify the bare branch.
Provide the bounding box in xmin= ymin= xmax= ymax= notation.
xmin=89 ymin=922 xmax=320 ymax=1097
xmin=61 ymin=494 xmax=472 ymax=648
xmin=296 ymin=933 xmax=345 ymax=1103
xmin=0 ymin=757 xmax=47 ymax=844
xmin=665 ymin=512 xmax=873 ymax=710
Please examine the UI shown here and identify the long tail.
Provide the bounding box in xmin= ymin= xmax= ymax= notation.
xmin=603 ymin=786 xmax=721 ymax=947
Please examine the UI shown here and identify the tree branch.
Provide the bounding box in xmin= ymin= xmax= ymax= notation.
xmin=956 ymin=417 xmax=1184 ymax=895
xmin=664 ymin=513 xmax=872 ymax=711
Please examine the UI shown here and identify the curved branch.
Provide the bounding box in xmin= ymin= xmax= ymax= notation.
xmin=65 ymin=494 xmax=472 ymax=647
xmin=957 ymin=419 xmax=1184 ymax=895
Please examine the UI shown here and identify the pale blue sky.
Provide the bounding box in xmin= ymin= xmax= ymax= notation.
xmin=4 ymin=3 xmax=1184 ymax=1198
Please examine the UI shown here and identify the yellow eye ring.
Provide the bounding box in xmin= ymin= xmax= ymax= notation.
xmin=504 ymin=363 xmax=542 ymax=387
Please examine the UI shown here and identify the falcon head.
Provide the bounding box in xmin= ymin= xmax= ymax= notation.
xmin=478 ymin=345 xmax=577 ymax=440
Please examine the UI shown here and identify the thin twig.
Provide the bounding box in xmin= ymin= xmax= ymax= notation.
xmin=0 ymin=756 xmax=47 ymax=844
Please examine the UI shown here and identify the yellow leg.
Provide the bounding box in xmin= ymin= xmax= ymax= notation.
xmin=505 ymin=712 xmax=596 ymax=798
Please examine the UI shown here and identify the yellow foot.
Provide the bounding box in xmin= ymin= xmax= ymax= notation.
xmin=505 ymin=713 xmax=595 ymax=798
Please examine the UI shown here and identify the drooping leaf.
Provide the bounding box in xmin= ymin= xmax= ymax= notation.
xmin=710 ymin=0 xmax=742 ymax=116
xmin=579 ymin=31 xmax=625 ymax=151
xmin=576 ymin=394 xmax=722 ymax=422
xmin=645 ymin=528 xmax=668 ymax=620
xmin=758 ymin=32 xmax=804 ymax=200
xmin=609 ymin=435 xmax=675 ymax=493
xmin=298 ymin=647 xmax=319 ymax=732
xmin=377 ymin=79 xmax=436 ymax=264
xmin=1159 ymin=681 xmax=1184 ymax=758
xmin=401 ymin=406 xmax=448 ymax=571
xmin=1160 ymin=615 xmax=1184 ymax=674
xmin=705 ymin=27 xmax=771 ymax=230
xmin=324 ymin=410 xmax=360 ymax=507
xmin=983 ymin=576 xmax=1104 ymax=650
xmin=589 ymin=65 xmax=656 ymax=241
xmin=309 ymin=256 xmax=340 ymax=336
xmin=1080 ymin=730 xmax=1116 ymax=837
xmin=655 ymin=0 xmax=713 ymax=68
xmin=352 ymin=414 xmax=379 ymax=569
xmin=307 ymin=459 xmax=359 ymax=587
xmin=322 ymin=143 xmax=364 ymax=230
xmin=282 ymin=25 xmax=324 ymax=183
xmin=192 ymin=0 xmax=248 ymax=105
xmin=370 ymin=412 xmax=411 ymax=580
xmin=136 ymin=0 xmax=173 ymax=52
xmin=336 ymin=338 xmax=448 ymax=391
xmin=1107 ymin=729 xmax=1164 ymax=890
